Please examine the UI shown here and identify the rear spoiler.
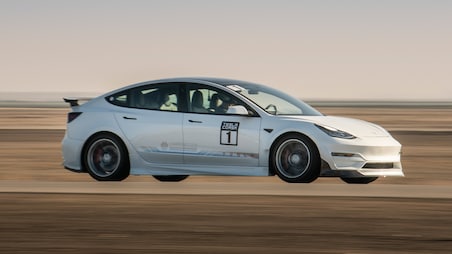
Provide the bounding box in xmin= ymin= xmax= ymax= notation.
xmin=63 ymin=97 xmax=93 ymax=107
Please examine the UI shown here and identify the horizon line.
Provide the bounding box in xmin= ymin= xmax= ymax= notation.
xmin=1 ymin=100 xmax=452 ymax=109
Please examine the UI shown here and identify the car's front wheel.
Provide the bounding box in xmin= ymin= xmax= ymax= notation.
xmin=153 ymin=175 xmax=189 ymax=182
xmin=83 ymin=133 xmax=129 ymax=181
xmin=340 ymin=177 xmax=378 ymax=184
xmin=271 ymin=134 xmax=320 ymax=183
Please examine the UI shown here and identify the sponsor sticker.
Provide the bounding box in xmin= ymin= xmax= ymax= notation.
xmin=220 ymin=121 xmax=239 ymax=145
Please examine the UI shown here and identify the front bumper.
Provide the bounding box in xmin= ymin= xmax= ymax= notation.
xmin=319 ymin=136 xmax=404 ymax=178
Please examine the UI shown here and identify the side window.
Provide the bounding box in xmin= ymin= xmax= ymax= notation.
xmin=131 ymin=84 xmax=179 ymax=111
xmin=188 ymin=85 xmax=252 ymax=115
xmin=132 ymin=87 xmax=160 ymax=110
xmin=189 ymin=88 xmax=210 ymax=113
xmin=106 ymin=83 xmax=180 ymax=111
xmin=107 ymin=91 xmax=129 ymax=107
xmin=160 ymin=93 xmax=178 ymax=111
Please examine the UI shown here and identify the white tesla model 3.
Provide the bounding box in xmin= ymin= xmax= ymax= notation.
xmin=62 ymin=77 xmax=403 ymax=184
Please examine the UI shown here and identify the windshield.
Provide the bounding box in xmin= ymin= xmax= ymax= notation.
xmin=227 ymin=83 xmax=322 ymax=116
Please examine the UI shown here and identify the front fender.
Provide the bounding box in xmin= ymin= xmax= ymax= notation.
xmin=258 ymin=119 xmax=324 ymax=167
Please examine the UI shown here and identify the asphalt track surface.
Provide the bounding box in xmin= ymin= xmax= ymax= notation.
xmin=1 ymin=107 xmax=452 ymax=253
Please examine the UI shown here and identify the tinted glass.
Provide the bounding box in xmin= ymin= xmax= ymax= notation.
xmin=187 ymin=84 xmax=255 ymax=115
xmin=226 ymin=83 xmax=322 ymax=116
xmin=106 ymin=91 xmax=129 ymax=107
xmin=106 ymin=83 xmax=180 ymax=112
xmin=131 ymin=84 xmax=179 ymax=111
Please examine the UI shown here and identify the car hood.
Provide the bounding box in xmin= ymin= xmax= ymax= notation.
xmin=283 ymin=115 xmax=391 ymax=137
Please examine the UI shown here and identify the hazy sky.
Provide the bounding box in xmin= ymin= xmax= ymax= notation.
xmin=1 ymin=0 xmax=451 ymax=100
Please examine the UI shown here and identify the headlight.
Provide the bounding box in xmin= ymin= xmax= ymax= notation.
xmin=315 ymin=124 xmax=356 ymax=139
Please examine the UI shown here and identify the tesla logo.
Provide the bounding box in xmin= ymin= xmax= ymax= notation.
xmin=220 ymin=121 xmax=239 ymax=146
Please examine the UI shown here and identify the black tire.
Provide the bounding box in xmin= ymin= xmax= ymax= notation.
xmin=153 ymin=175 xmax=189 ymax=182
xmin=341 ymin=177 xmax=378 ymax=184
xmin=271 ymin=134 xmax=320 ymax=183
xmin=83 ymin=133 xmax=129 ymax=181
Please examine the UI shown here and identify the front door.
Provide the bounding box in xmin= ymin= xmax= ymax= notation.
xmin=183 ymin=113 xmax=261 ymax=167
xmin=183 ymin=85 xmax=261 ymax=169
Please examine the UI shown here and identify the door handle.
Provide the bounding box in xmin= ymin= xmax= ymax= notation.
xmin=188 ymin=119 xmax=202 ymax=123
xmin=123 ymin=116 xmax=137 ymax=120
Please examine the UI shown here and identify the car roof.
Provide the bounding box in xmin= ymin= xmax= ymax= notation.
xmin=131 ymin=77 xmax=261 ymax=88
xmin=191 ymin=77 xmax=260 ymax=87
xmin=102 ymin=77 xmax=263 ymax=100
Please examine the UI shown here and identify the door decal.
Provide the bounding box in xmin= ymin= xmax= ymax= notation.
xmin=220 ymin=121 xmax=239 ymax=146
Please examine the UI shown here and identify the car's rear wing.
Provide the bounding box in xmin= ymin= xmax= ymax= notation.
xmin=63 ymin=97 xmax=93 ymax=107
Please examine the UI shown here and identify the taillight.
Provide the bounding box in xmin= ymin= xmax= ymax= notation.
xmin=67 ymin=112 xmax=82 ymax=123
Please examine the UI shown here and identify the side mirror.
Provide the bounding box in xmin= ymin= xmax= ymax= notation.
xmin=226 ymin=105 xmax=249 ymax=116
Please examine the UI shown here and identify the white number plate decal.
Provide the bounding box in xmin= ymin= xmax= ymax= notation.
xmin=220 ymin=121 xmax=239 ymax=146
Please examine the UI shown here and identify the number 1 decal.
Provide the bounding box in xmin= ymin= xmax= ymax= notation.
xmin=220 ymin=121 xmax=239 ymax=146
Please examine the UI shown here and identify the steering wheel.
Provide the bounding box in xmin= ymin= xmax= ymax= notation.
xmin=265 ymin=104 xmax=278 ymax=115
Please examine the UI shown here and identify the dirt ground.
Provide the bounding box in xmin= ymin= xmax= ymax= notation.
xmin=1 ymin=194 xmax=452 ymax=253
xmin=1 ymin=106 xmax=452 ymax=253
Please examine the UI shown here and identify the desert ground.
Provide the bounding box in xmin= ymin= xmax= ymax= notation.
xmin=1 ymin=106 xmax=452 ymax=253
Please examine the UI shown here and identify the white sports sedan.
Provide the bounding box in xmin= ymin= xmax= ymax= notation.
xmin=62 ymin=77 xmax=403 ymax=184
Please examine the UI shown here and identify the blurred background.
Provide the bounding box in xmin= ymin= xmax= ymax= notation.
xmin=0 ymin=0 xmax=451 ymax=101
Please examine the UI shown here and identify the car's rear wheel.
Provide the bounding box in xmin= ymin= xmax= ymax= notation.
xmin=271 ymin=134 xmax=320 ymax=183
xmin=340 ymin=177 xmax=378 ymax=184
xmin=84 ymin=133 xmax=129 ymax=181
xmin=153 ymin=175 xmax=189 ymax=182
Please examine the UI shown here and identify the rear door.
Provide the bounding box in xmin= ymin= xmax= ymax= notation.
xmin=112 ymin=83 xmax=184 ymax=165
